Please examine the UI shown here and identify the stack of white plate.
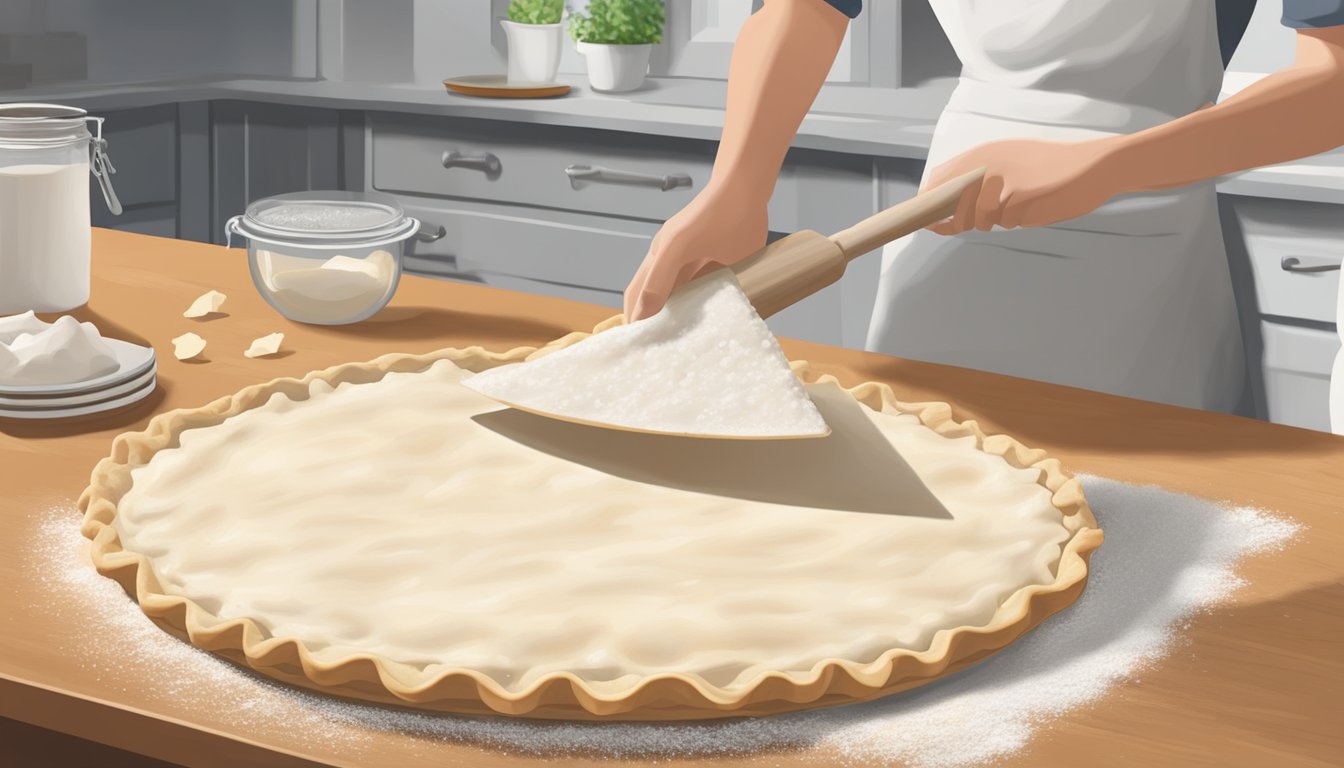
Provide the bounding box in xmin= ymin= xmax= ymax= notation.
xmin=0 ymin=339 xmax=157 ymax=420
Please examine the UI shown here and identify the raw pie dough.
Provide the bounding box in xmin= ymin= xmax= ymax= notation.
xmin=80 ymin=323 xmax=1101 ymax=720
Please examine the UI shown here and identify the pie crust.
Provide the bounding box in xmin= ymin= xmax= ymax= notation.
xmin=79 ymin=316 xmax=1103 ymax=720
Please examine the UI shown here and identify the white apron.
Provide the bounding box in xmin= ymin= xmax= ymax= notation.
xmin=866 ymin=0 xmax=1246 ymax=413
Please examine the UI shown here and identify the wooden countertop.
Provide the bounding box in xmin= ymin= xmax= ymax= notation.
xmin=2 ymin=229 xmax=1341 ymax=768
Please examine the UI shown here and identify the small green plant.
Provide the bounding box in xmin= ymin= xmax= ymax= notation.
xmin=568 ymin=0 xmax=665 ymax=44
xmin=507 ymin=0 xmax=563 ymax=25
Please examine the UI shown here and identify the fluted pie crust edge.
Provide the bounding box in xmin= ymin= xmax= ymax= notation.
xmin=78 ymin=315 xmax=1104 ymax=721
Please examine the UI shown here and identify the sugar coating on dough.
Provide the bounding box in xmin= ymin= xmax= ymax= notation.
xmin=172 ymin=332 xmax=207 ymax=361
xmin=243 ymin=333 xmax=284 ymax=359
xmin=464 ymin=270 xmax=828 ymax=437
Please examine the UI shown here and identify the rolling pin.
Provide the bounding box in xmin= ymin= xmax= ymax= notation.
xmin=732 ymin=168 xmax=985 ymax=319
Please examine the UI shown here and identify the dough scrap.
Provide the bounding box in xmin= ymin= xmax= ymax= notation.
xmin=171 ymin=332 xmax=207 ymax=361
xmin=183 ymin=290 xmax=227 ymax=319
xmin=244 ymin=333 xmax=285 ymax=359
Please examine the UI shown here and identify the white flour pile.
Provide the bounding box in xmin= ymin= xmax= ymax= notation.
xmin=0 ymin=312 xmax=119 ymax=386
xmin=465 ymin=270 xmax=828 ymax=438
xmin=30 ymin=475 xmax=1298 ymax=767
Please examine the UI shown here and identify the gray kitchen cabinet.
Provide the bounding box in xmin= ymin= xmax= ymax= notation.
xmin=843 ymin=156 xmax=926 ymax=349
xmin=211 ymin=101 xmax=362 ymax=244
xmin=176 ymin=102 xmax=212 ymax=243
xmin=770 ymin=148 xmax=876 ymax=236
xmin=372 ymin=114 xmax=712 ymax=223
xmin=374 ymin=114 xmax=876 ymax=239
xmin=89 ymin=103 xmax=178 ymax=238
xmin=369 ymin=115 xmax=857 ymax=347
xmin=1222 ymin=194 xmax=1343 ymax=430
xmin=1259 ymin=320 xmax=1340 ymax=432
xmin=395 ymin=193 xmax=846 ymax=344
xmin=767 ymin=148 xmax=881 ymax=348
xmin=1230 ymin=197 xmax=1342 ymax=325
xmin=398 ymin=194 xmax=657 ymax=309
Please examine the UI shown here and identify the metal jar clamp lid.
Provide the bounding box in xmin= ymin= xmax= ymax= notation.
xmin=225 ymin=191 xmax=421 ymax=250
xmin=0 ymin=103 xmax=123 ymax=216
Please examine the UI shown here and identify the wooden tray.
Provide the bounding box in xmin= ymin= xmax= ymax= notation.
xmin=444 ymin=75 xmax=571 ymax=99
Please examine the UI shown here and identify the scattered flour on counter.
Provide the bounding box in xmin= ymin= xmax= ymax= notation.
xmin=29 ymin=513 xmax=357 ymax=753
xmin=29 ymin=475 xmax=1299 ymax=767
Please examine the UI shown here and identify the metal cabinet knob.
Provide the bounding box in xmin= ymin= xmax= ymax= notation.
xmin=415 ymin=225 xmax=447 ymax=243
xmin=565 ymin=164 xmax=693 ymax=191
xmin=442 ymin=150 xmax=502 ymax=179
xmin=1280 ymin=256 xmax=1342 ymax=274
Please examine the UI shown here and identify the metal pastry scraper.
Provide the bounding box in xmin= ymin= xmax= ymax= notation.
xmin=466 ymin=168 xmax=986 ymax=439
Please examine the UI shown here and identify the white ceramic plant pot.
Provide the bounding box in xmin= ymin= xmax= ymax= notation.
xmin=575 ymin=41 xmax=652 ymax=92
xmin=500 ymin=20 xmax=563 ymax=83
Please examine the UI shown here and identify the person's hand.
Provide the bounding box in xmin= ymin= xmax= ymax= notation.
xmin=623 ymin=186 xmax=769 ymax=322
xmin=924 ymin=137 xmax=1126 ymax=235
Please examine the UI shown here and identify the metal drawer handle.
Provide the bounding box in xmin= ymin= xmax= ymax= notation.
xmin=416 ymin=225 xmax=447 ymax=242
xmin=565 ymin=164 xmax=693 ymax=191
xmin=1281 ymin=256 xmax=1342 ymax=274
xmin=405 ymin=253 xmax=483 ymax=283
xmin=442 ymin=150 xmax=502 ymax=179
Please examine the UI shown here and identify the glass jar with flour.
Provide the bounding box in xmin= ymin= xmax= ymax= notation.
xmin=0 ymin=103 xmax=123 ymax=314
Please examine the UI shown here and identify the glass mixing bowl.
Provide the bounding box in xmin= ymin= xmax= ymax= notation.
xmin=226 ymin=191 xmax=420 ymax=325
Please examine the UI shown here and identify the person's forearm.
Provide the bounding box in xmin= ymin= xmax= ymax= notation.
xmin=1105 ymin=28 xmax=1344 ymax=193
xmin=705 ymin=0 xmax=849 ymax=205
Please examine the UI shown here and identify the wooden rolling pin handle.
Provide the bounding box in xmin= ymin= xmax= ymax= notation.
xmin=733 ymin=231 xmax=845 ymax=320
xmin=732 ymin=167 xmax=985 ymax=320
xmin=829 ymin=167 xmax=987 ymax=260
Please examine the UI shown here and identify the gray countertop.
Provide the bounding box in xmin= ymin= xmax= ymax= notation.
xmin=5 ymin=75 xmax=1342 ymax=205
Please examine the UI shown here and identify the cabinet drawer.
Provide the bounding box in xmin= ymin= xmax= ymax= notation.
xmin=397 ymin=196 xmax=845 ymax=346
xmin=1260 ymin=320 xmax=1340 ymax=432
xmin=372 ymin=115 xmax=711 ymax=222
xmin=400 ymin=198 xmax=656 ymax=294
xmin=447 ymin=272 xmax=623 ymax=310
xmin=1227 ymin=196 xmax=1343 ymax=324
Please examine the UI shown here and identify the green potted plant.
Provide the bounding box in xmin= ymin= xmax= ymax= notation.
xmin=501 ymin=0 xmax=565 ymax=83
xmin=568 ymin=0 xmax=665 ymax=92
